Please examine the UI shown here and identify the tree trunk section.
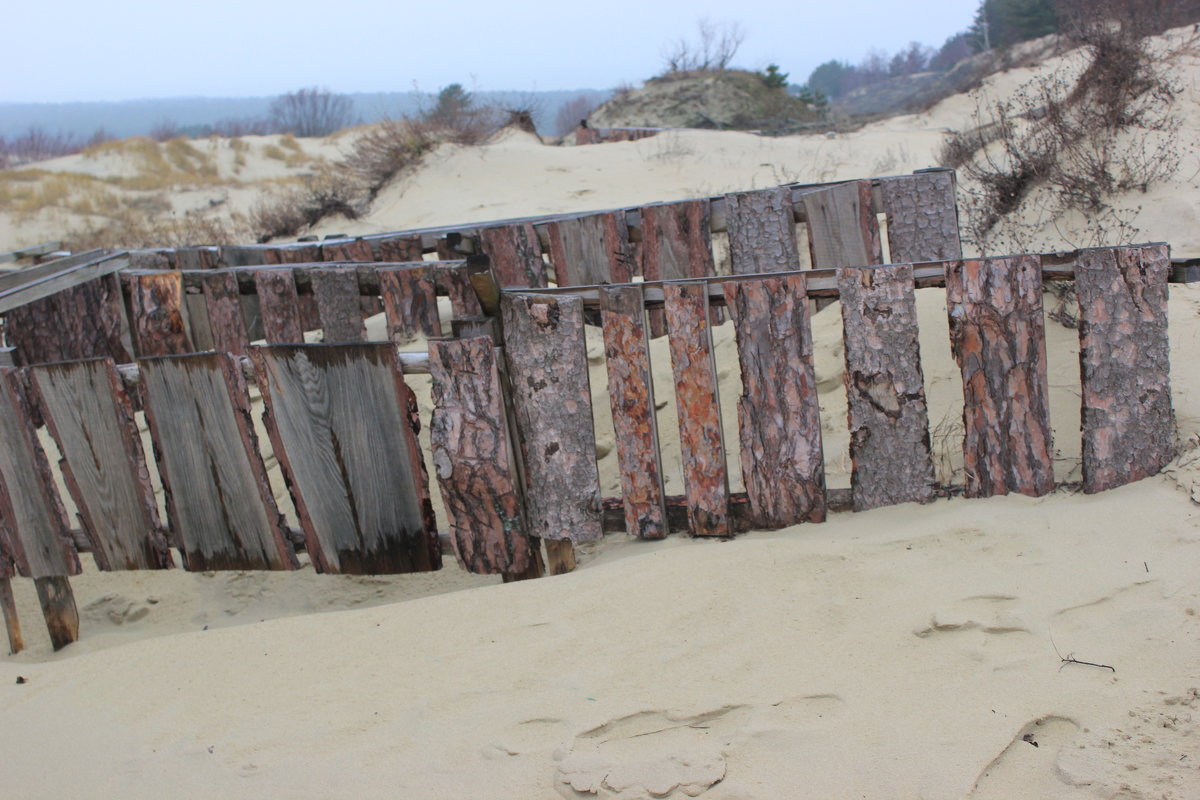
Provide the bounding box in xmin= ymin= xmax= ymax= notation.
xmin=375 ymin=235 xmax=425 ymax=262
xmin=4 ymin=273 xmax=131 ymax=366
xmin=435 ymin=264 xmax=483 ymax=319
xmin=320 ymin=238 xmax=374 ymax=262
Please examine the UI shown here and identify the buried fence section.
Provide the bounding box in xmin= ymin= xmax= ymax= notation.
xmin=724 ymin=187 xmax=803 ymax=275
xmin=251 ymin=344 xmax=440 ymax=575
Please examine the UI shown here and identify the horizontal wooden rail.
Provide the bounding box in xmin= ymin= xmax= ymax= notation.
xmin=0 ymin=251 xmax=130 ymax=313
xmin=0 ymin=240 xmax=64 ymax=264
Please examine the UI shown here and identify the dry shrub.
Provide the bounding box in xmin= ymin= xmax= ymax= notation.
xmin=340 ymin=118 xmax=438 ymax=197
xmin=249 ymin=169 xmax=359 ymax=242
xmin=63 ymin=209 xmax=247 ymax=251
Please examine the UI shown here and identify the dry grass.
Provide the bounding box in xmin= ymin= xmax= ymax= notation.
xmin=248 ymin=168 xmax=359 ymax=241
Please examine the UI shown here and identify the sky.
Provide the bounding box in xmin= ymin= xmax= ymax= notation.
xmin=4 ymin=1 xmax=979 ymax=104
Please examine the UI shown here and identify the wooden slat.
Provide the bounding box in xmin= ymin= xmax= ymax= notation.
xmin=547 ymin=211 xmax=635 ymax=287
xmin=501 ymin=294 xmax=602 ymax=543
xmin=480 ymin=223 xmax=548 ymax=288
xmin=379 ymin=266 xmax=441 ymax=343
xmin=600 ymin=286 xmax=668 ymax=538
xmin=320 ymin=238 xmax=374 ymax=262
xmin=310 ymin=269 xmax=366 ymax=343
xmin=802 ymin=181 xmax=882 ymax=268
xmin=428 ymin=337 xmax=533 ymax=574
xmin=1075 ymin=244 xmax=1175 ymax=493
xmin=0 ymin=370 xmax=80 ymax=578
xmin=642 ymin=200 xmax=719 ymax=332
xmin=724 ymin=274 xmax=825 ymax=527
xmin=262 ymin=244 xmax=322 ymax=264
xmin=946 ymin=256 xmax=1054 ymax=498
xmin=128 ymin=271 xmax=192 ymax=357
xmin=664 ymin=282 xmax=729 ymax=536
xmin=878 ymin=172 xmax=962 ymax=262
xmin=251 ymin=344 xmax=440 ymax=574
xmin=140 ymin=352 xmax=295 ymax=571
xmin=375 ymin=234 xmax=424 ymax=262
xmin=837 ymin=265 xmax=935 ymax=510
xmin=436 ymin=264 xmax=483 ymax=318
xmin=176 ymin=246 xmax=220 ymax=270
xmin=725 ymin=187 xmax=801 ymax=274
xmin=30 ymin=359 xmax=170 ymax=570
xmin=201 ymin=271 xmax=250 ymax=354
xmin=254 ymin=269 xmax=305 ymax=343
xmin=4 ymin=273 xmax=132 ymax=366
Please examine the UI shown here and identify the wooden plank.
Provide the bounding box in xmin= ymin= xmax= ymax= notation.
xmin=837 ymin=265 xmax=935 ymax=510
xmin=724 ymin=274 xmax=826 ymax=527
xmin=436 ymin=264 xmax=483 ymax=318
xmin=801 ymin=181 xmax=882 ymax=268
xmin=600 ymin=285 xmax=668 ymax=539
xmin=320 ymin=238 xmax=374 ymax=262
xmin=0 ymin=240 xmax=62 ymax=264
xmin=0 ymin=370 xmax=80 ymax=578
xmin=252 ymin=344 xmax=440 ymax=574
xmin=480 ymin=223 xmax=548 ymax=288
xmin=30 ymin=359 xmax=170 ymax=570
xmin=375 ymin=234 xmax=425 ymax=262
xmin=379 ymin=266 xmax=441 ymax=343
xmin=428 ymin=337 xmax=533 ymax=574
xmin=201 ymin=271 xmax=251 ymax=354
xmin=128 ymin=271 xmax=192 ymax=357
xmin=309 ymin=269 xmax=366 ymax=343
xmin=878 ymin=172 xmax=962 ymax=262
xmin=0 ymin=576 xmax=22 ymax=654
xmin=1075 ymin=244 xmax=1175 ymax=493
xmin=140 ymin=352 xmax=296 ymax=571
xmin=176 ymin=246 xmax=220 ymax=270
xmin=663 ymin=282 xmax=729 ymax=536
xmin=0 ymin=249 xmax=108 ymax=293
xmin=946 ymin=256 xmax=1054 ymax=498
xmin=262 ymin=244 xmax=322 ymax=264
xmin=0 ymin=254 xmax=131 ymax=316
xmin=254 ymin=269 xmax=305 ymax=343
xmin=642 ymin=200 xmax=719 ymax=332
xmin=501 ymin=294 xmax=602 ymax=543
xmin=34 ymin=575 xmax=79 ymax=651
xmin=4 ymin=272 xmax=132 ymax=366
xmin=725 ymin=187 xmax=802 ymax=275
xmin=547 ymin=212 xmax=635 ymax=287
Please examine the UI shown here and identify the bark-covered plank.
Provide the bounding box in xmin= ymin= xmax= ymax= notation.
xmin=201 ymin=271 xmax=250 ymax=355
xmin=801 ymin=181 xmax=882 ymax=268
xmin=379 ymin=266 xmax=441 ymax=343
xmin=878 ymin=172 xmax=962 ymax=263
xmin=945 ymin=256 xmax=1054 ymax=498
xmin=436 ymin=264 xmax=483 ymax=319
xmin=3 ymin=273 xmax=132 ymax=366
xmin=642 ymin=200 xmax=719 ymax=332
xmin=254 ymin=269 xmax=305 ymax=343
xmin=429 ymin=337 xmax=532 ymax=574
xmin=837 ymin=265 xmax=935 ymax=511
xmin=547 ymin=212 xmax=635 ymax=287
xmin=30 ymin=359 xmax=170 ymax=570
xmin=140 ymin=352 xmax=295 ymax=571
xmin=724 ymin=275 xmax=825 ymax=527
xmin=320 ymin=238 xmax=374 ymax=262
xmin=0 ymin=370 xmax=79 ymax=578
xmin=501 ymin=294 xmax=602 ymax=543
xmin=252 ymin=344 xmax=440 ymax=574
xmin=725 ymin=187 xmax=801 ymax=275
xmin=600 ymin=285 xmax=668 ymax=539
xmin=480 ymin=223 xmax=548 ymax=288
xmin=309 ymin=268 xmax=366 ymax=343
xmin=128 ymin=271 xmax=192 ymax=357
xmin=1075 ymin=244 xmax=1174 ymax=493
xmin=375 ymin=235 xmax=424 ymax=262
xmin=664 ymin=282 xmax=729 ymax=536
xmin=261 ymin=244 xmax=321 ymax=264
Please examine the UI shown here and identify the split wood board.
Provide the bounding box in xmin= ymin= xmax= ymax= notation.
xmin=310 ymin=268 xmax=367 ymax=343
xmin=127 ymin=271 xmax=193 ymax=357
xmin=724 ymin=187 xmax=802 ymax=275
xmin=375 ymin=235 xmax=425 ymax=262
xmin=3 ymin=273 xmax=132 ymax=366
xmin=547 ymin=212 xmax=635 ymax=287
xmin=378 ymin=266 xmax=442 ymax=343
xmin=801 ymin=181 xmax=882 ymax=268
xmin=877 ymin=172 xmax=962 ymax=263
xmin=254 ymin=269 xmax=305 ymax=343
xmin=480 ymin=223 xmax=548 ymax=288
xmin=201 ymin=271 xmax=251 ymax=354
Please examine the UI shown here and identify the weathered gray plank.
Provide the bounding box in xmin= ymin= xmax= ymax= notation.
xmin=878 ymin=172 xmax=962 ymax=262
xmin=642 ymin=200 xmax=720 ymax=332
xmin=725 ymin=187 xmax=801 ymax=275
xmin=140 ymin=352 xmax=295 ymax=571
xmin=801 ymin=181 xmax=882 ymax=268
xmin=254 ymin=269 xmax=305 ymax=343
xmin=310 ymin=269 xmax=366 ymax=343
xmin=379 ymin=266 xmax=441 ymax=343
xmin=547 ymin=212 xmax=635 ymax=287
xmin=201 ymin=271 xmax=250 ymax=354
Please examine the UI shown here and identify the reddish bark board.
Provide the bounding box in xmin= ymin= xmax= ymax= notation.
xmin=501 ymin=294 xmax=602 ymax=543
xmin=128 ymin=271 xmax=192 ymax=357
xmin=254 ymin=269 xmax=305 ymax=343
xmin=642 ymin=200 xmax=720 ymax=331
xmin=252 ymin=344 xmax=440 ymax=574
xmin=375 ymin=235 xmax=425 ymax=262
xmin=801 ymin=181 xmax=882 ymax=268
xmin=724 ymin=187 xmax=801 ymax=275
xmin=1074 ymin=244 xmax=1174 ymax=493
xmin=878 ymin=172 xmax=963 ymax=263
xmin=547 ymin=212 xmax=635 ymax=287
xmin=724 ymin=274 xmax=826 ymax=527
xmin=320 ymin=238 xmax=374 ymax=262
xmin=837 ymin=265 xmax=935 ymax=511
xmin=4 ymin=273 xmax=132 ymax=366
xmin=201 ymin=271 xmax=250 ymax=354
xmin=309 ymin=269 xmax=366 ymax=343
xmin=436 ymin=264 xmax=483 ymax=318
xmin=480 ymin=223 xmax=548 ymax=288
xmin=428 ymin=337 xmax=533 ymax=574
xmin=262 ymin=244 xmax=321 ymax=264
xmin=664 ymin=282 xmax=729 ymax=536
xmin=945 ymin=256 xmax=1054 ymax=498
xmin=379 ymin=266 xmax=441 ymax=343
xmin=600 ymin=286 xmax=668 ymax=539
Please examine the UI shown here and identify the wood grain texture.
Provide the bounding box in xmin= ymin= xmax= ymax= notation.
xmin=0 ymin=370 xmax=80 ymax=578
xmin=724 ymin=274 xmax=826 ymax=528
xmin=35 ymin=575 xmax=78 ymax=651
xmin=480 ymin=223 xmax=548 ymax=288
xmin=176 ymin=247 xmax=220 ymax=270
xmin=502 ymin=294 xmax=602 ymax=543
xmin=140 ymin=352 xmax=295 ymax=571
xmin=3 ymin=273 xmax=131 ymax=366
xmin=664 ymin=282 xmax=729 ymax=536
xmin=1075 ymin=244 xmax=1174 ymax=493
xmin=375 ymin=235 xmax=424 ymax=262
xmin=254 ymin=269 xmax=305 ymax=343
xmin=547 ymin=212 xmax=635 ymax=287
xmin=428 ymin=337 xmax=533 ymax=574
xmin=201 ymin=271 xmax=250 ymax=354
xmin=310 ymin=269 xmax=366 ymax=343
xmin=878 ymin=172 xmax=962 ymax=262
xmin=379 ymin=266 xmax=441 ymax=343
xmin=252 ymin=344 xmax=440 ymax=574
xmin=642 ymin=200 xmax=720 ymax=332
xmin=128 ymin=271 xmax=192 ymax=357
xmin=801 ymin=181 xmax=882 ymax=268
xmin=725 ymin=187 xmax=801 ymax=275
xmin=600 ymin=286 xmax=668 ymax=539
xmin=946 ymin=256 xmax=1054 ymax=499
xmin=30 ymin=359 xmax=170 ymax=570
xmin=435 ymin=264 xmax=484 ymax=318
xmin=837 ymin=265 xmax=935 ymax=511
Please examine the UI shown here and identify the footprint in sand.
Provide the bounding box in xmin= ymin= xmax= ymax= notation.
xmin=969 ymin=715 xmax=1080 ymax=799
xmin=912 ymin=594 xmax=1035 ymax=667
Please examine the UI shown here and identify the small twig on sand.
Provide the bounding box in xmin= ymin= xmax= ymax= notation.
xmin=1051 ymin=632 xmax=1116 ymax=672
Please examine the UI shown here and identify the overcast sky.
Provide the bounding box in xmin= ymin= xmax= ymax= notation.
xmin=5 ymin=1 xmax=978 ymax=103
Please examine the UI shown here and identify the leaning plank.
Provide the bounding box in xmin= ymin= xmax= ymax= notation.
xmin=724 ymin=274 xmax=825 ymax=527
xmin=1075 ymin=244 xmax=1174 ymax=493
xmin=4 ymin=273 xmax=132 ymax=366
xmin=428 ymin=337 xmax=533 ymax=574
xmin=34 ymin=576 xmax=79 ymax=651
xmin=252 ymin=344 xmax=440 ymax=574
xmin=945 ymin=256 xmax=1054 ymax=498
xmin=664 ymin=282 xmax=729 ymax=536
xmin=254 ymin=269 xmax=305 ymax=343
xmin=480 ymin=223 xmax=548 ymax=288
xmin=140 ymin=352 xmax=295 ymax=571
xmin=201 ymin=271 xmax=250 ymax=354
xmin=0 ymin=574 xmax=22 ymax=653
xmin=379 ymin=266 xmax=441 ymax=343
xmin=878 ymin=172 xmax=962 ymax=263
xmin=0 ymin=370 xmax=80 ymax=578
xmin=801 ymin=181 xmax=882 ymax=268
xmin=309 ymin=268 xmax=366 ymax=343
xmin=31 ymin=359 xmax=169 ymax=570
xmin=725 ymin=187 xmax=802 ymax=275
xmin=600 ymin=286 xmax=668 ymax=539
xmin=837 ymin=265 xmax=935 ymax=510
xmin=128 ymin=271 xmax=192 ymax=357
xmin=547 ymin=212 xmax=635 ymax=287
xmin=501 ymin=294 xmax=602 ymax=543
